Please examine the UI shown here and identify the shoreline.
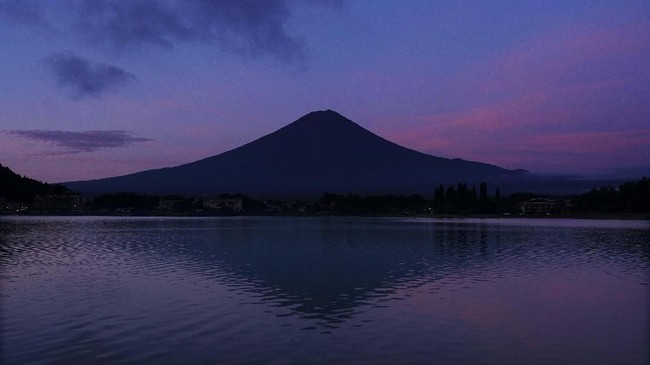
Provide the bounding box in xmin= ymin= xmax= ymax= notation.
xmin=2 ymin=211 xmax=648 ymax=220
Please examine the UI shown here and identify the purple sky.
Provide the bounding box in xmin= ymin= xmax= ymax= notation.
xmin=1 ymin=0 xmax=648 ymax=183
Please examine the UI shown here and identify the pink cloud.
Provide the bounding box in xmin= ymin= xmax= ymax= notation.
xmin=377 ymin=20 xmax=650 ymax=174
xmin=516 ymin=130 xmax=650 ymax=154
xmin=463 ymin=22 xmax=650 ymax=97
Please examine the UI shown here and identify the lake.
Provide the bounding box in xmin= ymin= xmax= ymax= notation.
xmin=1 ymin=216 xmax=648 ymax=364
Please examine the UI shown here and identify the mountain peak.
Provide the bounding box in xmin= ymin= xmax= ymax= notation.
xmin=261 ymin=109 xmax=372 ymax=143
xmin=305 ymin=109 xmax=343 ymax=117
xmin=291 ymin=109 xmax=353 ymax=126
xmin=260 ymin=109 xmax=383 ymax=148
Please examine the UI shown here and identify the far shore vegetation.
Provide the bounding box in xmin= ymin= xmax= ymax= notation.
xmin=1 ymin=163 xmax=648 ymax=218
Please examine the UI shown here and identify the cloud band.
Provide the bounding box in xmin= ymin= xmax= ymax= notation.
xmin=6 ymin=130 xmax=152 ymax=154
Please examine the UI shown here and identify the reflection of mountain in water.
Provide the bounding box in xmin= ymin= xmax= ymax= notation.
xmin=177 ymin=218 xmax=474 ymax=324
xmin=2 ymin=217 xmax=647 ymax=327
xmin=1 ymin=217 xmax=496 ymax=325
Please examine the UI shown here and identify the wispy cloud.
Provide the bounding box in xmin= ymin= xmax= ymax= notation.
xmin=45 ymin=51 xmax=135 ymax=99
xmin=6 ymin=130 xmax=152 ymax=154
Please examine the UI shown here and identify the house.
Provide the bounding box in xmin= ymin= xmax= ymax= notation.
xmin=158 ymin=198 xmax=183 ymax=210
xmin=521 ymin=198 xmax=572 ymax=215
xmin=33 ymin=193 xmax=83 ymax=212
xmin=5 ymin=201 xmax=29 ymax=213
xmin=203 ymin=197 xmax=243 ymax=212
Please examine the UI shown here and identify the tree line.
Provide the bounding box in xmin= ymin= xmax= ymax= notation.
xmin=320 ymin=178 xmax=649 ymax=216
xmin=574 ymin=177 xmax=649 ymax=213
xmin=2 ymin=158 xmax=648 ymax=216
xmin=320 ymin=182 xmax=529 ymax=215
xmin=432 ymin=182 xmax=502 ymax=214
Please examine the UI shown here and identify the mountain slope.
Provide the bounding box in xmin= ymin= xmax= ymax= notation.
xmin=64 ymin=110 xmax=527 ymax=197
xmin=0 ymin=163 xmax=69 ymax=202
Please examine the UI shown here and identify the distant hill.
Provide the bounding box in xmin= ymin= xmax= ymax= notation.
xmin=0 ymin=163 xmax=69 ymax=202
xmin=65 ymin=110 xmax=534 ymax=198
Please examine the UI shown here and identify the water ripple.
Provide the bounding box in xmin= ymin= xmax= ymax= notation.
xmin=1 ymin=216 xmax=648 ymax=364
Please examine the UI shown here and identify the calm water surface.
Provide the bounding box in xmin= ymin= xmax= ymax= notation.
xmin=1 ymin=216 xmax=648 ymax=364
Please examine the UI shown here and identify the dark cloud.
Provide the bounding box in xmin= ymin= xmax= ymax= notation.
xmin=7 ymin=130 xmax=152 ymax=154
xmin=0 ymin=0 xmax=48 ymax=27
xmin=3 ymin=1 xmax=346 ymax=63
xmin=74 ymin=0 xmax=310 ymax=63
xmin=185 ymin=0 xmax=305 ymax=62
xmin=76 ymin=0 xmax=190 ymax=49
xmin=45 ymin=52 xmax=135 ymax=99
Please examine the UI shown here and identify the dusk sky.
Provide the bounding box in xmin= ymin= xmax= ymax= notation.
xmin=1 ymin=0 xmax=648 ymax=183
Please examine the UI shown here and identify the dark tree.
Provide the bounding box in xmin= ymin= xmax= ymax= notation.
xmin=434 ymin=185 xmax=445 ymax=213
xmin=445 ymin=185 xmax=457 ymax=213
xmin=479 ymin=182 xmax=488 ymax=203
xmin=495 ymin=187 xmax=501 ymax=213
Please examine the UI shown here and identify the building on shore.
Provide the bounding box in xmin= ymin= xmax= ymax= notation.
xmin=203 ymin=197 xmax=243 ymax=212
xmin=158 ymin=198 xmax=184 ymax=210
xmin=521 ymin=198 xmax=572 ymax=215
xmin=33 ymin=193 xmax=84 ymax=213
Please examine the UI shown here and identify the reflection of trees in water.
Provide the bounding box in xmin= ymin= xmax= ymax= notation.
xmin=0 ymin=219 xmax=16 ymax=265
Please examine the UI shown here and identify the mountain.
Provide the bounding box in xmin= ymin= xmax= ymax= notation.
xmin=64 ymin=110 xmax=529 ymax=198
xmin=0 ymin=163 xmax=69 ymax=202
